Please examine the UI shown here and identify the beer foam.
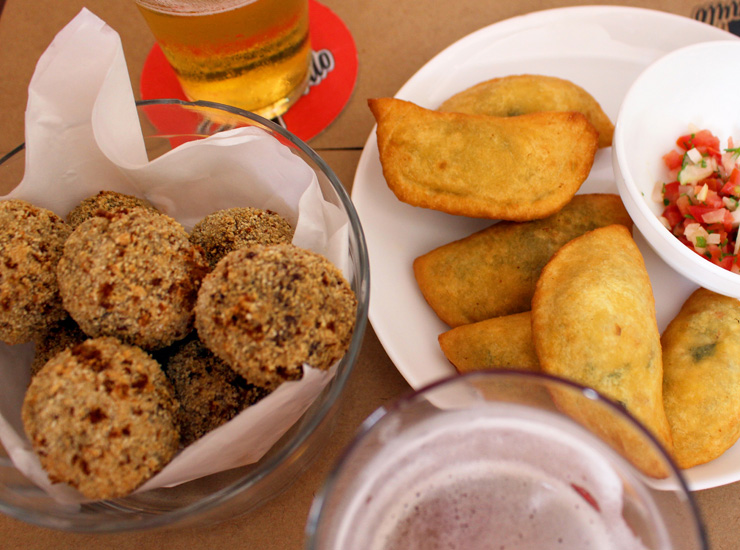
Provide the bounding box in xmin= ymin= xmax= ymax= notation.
xmin=136 ymin=0 xmax=258 ymax=16
xmin=332 ymin=406 xmax=669 ymax=550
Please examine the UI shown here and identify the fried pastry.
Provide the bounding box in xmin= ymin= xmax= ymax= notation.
xmin=414 ymin=194 xmax=632 ymax=326
xmin=438 ymin=74 xmax=614 ymax=148
xmin=531 ymin=225 xmax=672 ymax=477
xmin=439 ymin=311 xmax=539 ymax=373
xmin=662 ymin=288 xmax=740 ymax=468
xmin=368 ymin=97 xmax=598 ymax=221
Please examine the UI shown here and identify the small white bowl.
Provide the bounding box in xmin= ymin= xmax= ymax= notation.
xmin=613 ymin=39 xmax=740 ymax=298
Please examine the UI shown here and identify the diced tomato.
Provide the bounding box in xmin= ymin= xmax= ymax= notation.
xmin=720 ymin=168 xmax=740 ymax=197
xmin=732 ymin=257 xmax=740 ymax=274
xmin=663 ymin=150 xmax=683 ymax=171
xmin=662 ymin=181 xmax=680 ymax=204
xmin=701 ymin=189 xmax=725 ymax=209
xmin=661 ymin=128 xmax=740 ymax=273
xmin=723 ymin=209 xmax=735 ymax=232
xmin=698 ymin=177 xmax=724 ymax=194
xmin=689 ymin=205 xmax=721 ymax=224
xmin=662 ymin=204 xmax=683 ymax=228
xmin=678 ymin=234 xmax=693 ymax=248
xmin=705 ymin=225 xmax=729 ymax=243
xmin=676 ymin=194 xmax=692 ymax=217
xmin=706 ymin=245 xmax=722 ymax=263
xmin=720 ymin=182 xmax=740 ymax=197
xmin=677 ymin=129 xmax=721 ymax=158
xmin=719 ymin=255 xmax=736 ymax=270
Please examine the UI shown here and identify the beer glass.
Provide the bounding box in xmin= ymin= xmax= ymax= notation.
xmin=306 ymin=371 xmax=707 ymax=550
xmin=135 ymin=0 xmax=312 ymax=119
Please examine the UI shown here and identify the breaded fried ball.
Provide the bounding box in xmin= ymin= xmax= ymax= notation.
xmin=66 ymin=190 xmax=158 ymax=229
xmin=195 ymin=244 xmax=357 ymax=390
xmin=164 ymin=337 xmax=269 ymax=446
xmin=0 ymin=199 xmax=71 ymax=344
xmin=189 ymin=207 xmax=294 ymax=268
xmin=57 ymin=208 xmax=210 ymax=350
xmin=31 ymin=317 xmax=87 ymax=377
xmin=22 ymin=337 xmax=180 ymax=500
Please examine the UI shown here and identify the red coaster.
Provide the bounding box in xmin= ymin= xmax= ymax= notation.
xmin=140 ymin=0 xmax=358 ymax=142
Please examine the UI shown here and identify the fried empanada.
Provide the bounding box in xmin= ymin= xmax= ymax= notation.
xmin=662 ymin=288 xmax=740 ymax=469
xmin=439 ymin=311 xmax=539 ymax=373
xmin=414 ymin=194 xmax=632 ymax=327
xmin=368 ymin=97 xmax=598 ymax=221
xmin=531 ymin=225 xmax=672 ymax=477
xmin=438 ymin=74 xmax=614 ymax=148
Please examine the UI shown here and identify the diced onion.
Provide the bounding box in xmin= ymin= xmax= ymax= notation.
xmin=684 ymin=223 xmax=707 ymax=247
xmin=687 ymin=147 xmax=703 ymax=163
xmin=696 ymin=183 xmax=709 ymax=201
xmin=679 ymin=184 xmax=694 ymax=195
xmin=722 ymin=151 xmax=738 ymax=176
xmin=679 ymin=162 xmax=715 ymax=185
xmin=707 ymin=233 xmax=722 ymax=245
xmin=702 ymin=209 xmax=727 ymax=224
xmin=652 ymin=181 xmax=664 ymax=203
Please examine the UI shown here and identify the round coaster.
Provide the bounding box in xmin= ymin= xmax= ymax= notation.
xmin=140 ymin=0 xmax=358 ymax=142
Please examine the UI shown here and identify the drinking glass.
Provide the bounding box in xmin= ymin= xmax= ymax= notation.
xmin=306 ymin=370 xmax=706 ymax=550
xmin=134 ymin=0 xmax=312 ymax=119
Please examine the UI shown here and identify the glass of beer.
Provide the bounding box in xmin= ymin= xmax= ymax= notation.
xmin=306 ymin=371 xmax=707 ymax=550
xmin=135 ymin=0 xmax=312 ymax=119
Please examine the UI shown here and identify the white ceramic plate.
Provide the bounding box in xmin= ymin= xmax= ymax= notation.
xmin=351 ymin=6 xmax=735 ymax=490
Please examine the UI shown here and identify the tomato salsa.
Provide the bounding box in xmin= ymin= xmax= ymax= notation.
xmin=657 ymin=127 xmax=740 ymax=272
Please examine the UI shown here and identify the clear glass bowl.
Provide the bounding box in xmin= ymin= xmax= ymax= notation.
xmin=306 ymin=370 xmax=707 ymax=550
xmin=0 ymin=99 xmax=369 ymax=532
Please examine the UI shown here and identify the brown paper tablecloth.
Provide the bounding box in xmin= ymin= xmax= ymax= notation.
xmin=2 ymin=1 xmax=739 ymax=548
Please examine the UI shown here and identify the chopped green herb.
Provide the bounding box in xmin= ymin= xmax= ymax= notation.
xmin=690 ymin=343 xmax=716 ymax=362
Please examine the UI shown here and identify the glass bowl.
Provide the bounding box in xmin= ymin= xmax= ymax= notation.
xmin=306 ymin=371 xmax=707 ymax=550
xmin=0 ymin=99 xmax=369 ymax=532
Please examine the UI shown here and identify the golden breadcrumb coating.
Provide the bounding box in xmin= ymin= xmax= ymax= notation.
xmin=57 ymin=207 xmax=210 ymax=350
xmin=0 ymin=199 xmax=71 ymax=344
xmin=195 ymin=244 xmax=357 ymax=390
xmin=22 ymin=337 xmax=180 ymax=500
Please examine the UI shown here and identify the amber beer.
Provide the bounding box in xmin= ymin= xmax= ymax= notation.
xmin=136 ymin=0 xmax=311 ymax=119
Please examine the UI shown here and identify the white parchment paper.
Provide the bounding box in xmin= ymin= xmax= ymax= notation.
xmin=0 ymin=9 xmax=351 ymax=504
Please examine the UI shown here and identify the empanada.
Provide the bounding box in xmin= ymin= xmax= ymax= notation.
xmin=439 ymin=311 xmax=539 ymax=373
xmin=368 ymin=97 xmax=598 ymax=221
xmin=531 ymin=225 xmax=672 ymax=477
xmin=662 ymin=288 xmax=740 ymax=468
xmin=414 ymin=194 xmax=632 ymax=327
xmin=438 ymin=74 xmax=614 ymax=148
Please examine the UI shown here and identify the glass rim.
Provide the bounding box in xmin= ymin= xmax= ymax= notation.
xmin=304 ymin=369 xmax=708 ymax=550
xmin=0 ymin=98 xmax=371 ymax=532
